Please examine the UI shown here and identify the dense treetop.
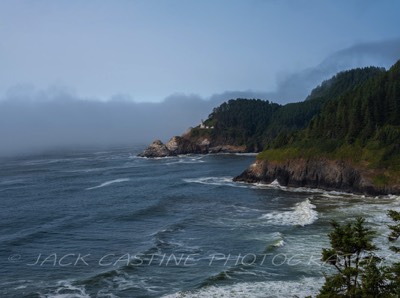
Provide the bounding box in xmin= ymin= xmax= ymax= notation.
xmin=189 ymin=64 xmax=388 ymax=152
xmin=261 ymin=60 xmax=400 ymax=187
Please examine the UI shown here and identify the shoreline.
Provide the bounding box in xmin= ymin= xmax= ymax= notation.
xmin=233 ymin=158 xmax=400 ymax=196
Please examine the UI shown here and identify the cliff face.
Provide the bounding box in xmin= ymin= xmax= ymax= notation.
xmin=233 ymin=158 xmax=400 ymax=196
xmin=138 ymin=136 xmax=247 ymax=157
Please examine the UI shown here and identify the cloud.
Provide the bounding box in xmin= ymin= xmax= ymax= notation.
xmin=267 ymin=38 xmax=400 ymax=103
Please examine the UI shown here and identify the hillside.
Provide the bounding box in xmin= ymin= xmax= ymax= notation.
xmin=139 ymin=66 xmax=384 ymax=157
xmin=235 ymin=61 xmax=400 ymax=195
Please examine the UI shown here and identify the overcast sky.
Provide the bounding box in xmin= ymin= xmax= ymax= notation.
xmin=1 ymin=0 xmax=400 ymax=156
xmin=1 ymin=0 xmax=400 ymax=102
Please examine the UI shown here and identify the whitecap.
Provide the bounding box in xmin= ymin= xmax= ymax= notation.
xmin=183 ymin=177 xmax=240 ymax=187
xmin=162 ymin=277 xmax=324 ymax=298
xmin=166 ymin=157 xmax=205 ymax=165
xmin=86 ymin=178 xmax=130 ymax=190
xmin=272 ymin=239 xmax=285 ymax=247
xmin=41 ymin=280 xmax=90 ymax=298
xmin=260 ymin=198 xmax=318 ymax=226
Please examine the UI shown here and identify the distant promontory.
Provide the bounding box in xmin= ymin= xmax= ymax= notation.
xmin=139 ymin=61 xmax=400 ymax=195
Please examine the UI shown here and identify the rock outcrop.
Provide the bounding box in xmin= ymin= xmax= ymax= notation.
xmin=138 ymin=136 xmax=209 ymax=157
xmin=138 ymin=136 xmax=248 ymax=157
xmin=138 ymin=140 xmax=171 ymax=158
xmin=233 ymin=158 xmax=400 ymax=196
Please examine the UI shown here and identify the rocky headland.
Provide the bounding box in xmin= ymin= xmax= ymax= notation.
xmin=233 ymin=158 xmax=400 ymax=196
xmin=138 ymin=136 xmax=248 ymax=158
xmin=139 ymin=61 xmax=400 ymax=195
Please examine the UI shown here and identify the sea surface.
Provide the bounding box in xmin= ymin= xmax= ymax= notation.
xmin=1 ymin=146 xmax=399 ymax=298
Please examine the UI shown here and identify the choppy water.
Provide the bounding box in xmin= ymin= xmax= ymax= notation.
xmin=1 ymin=146 xmax=399 ymax=297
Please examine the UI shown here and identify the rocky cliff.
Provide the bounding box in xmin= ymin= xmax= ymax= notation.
xmin=138 ymin=136 xmax=247 ymax=158
xmin=233 ymin=158 xmax=400 ymax=196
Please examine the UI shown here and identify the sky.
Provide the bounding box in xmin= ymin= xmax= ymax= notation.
xmin=1 ymin=0 xmax=400 ymax=155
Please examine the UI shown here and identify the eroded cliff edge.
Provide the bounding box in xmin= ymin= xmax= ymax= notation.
xmin=233 ymin=158 xmax=400 ymax=196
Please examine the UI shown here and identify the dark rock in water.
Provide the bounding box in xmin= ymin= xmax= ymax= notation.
xmin=233 ymin=158 xmax=400 ymax=196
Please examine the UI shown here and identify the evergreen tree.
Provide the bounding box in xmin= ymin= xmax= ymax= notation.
xmin=387 ymin=210 xmax=400 ymax=295
xmin=317 ymin=217 xmax=381 ymax=297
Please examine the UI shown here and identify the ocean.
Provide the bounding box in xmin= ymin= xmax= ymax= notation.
xmin=1 ymin=146 xmax=399 ymax=298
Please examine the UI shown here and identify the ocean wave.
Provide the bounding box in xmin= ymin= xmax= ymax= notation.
xmin=260 ymin=198 xmax=318 ymax=226
xmin=335 ymin=197 xmax=400 ymax=225
xmin=86 ymin=178 xmax=130 ymax=190
xmin=0 ymin=178 xmax=30 ymax=192
xmin=183 ymin=177 xmax=246 ymax=188
xmin=66 ymin=162 xmax=140 ymax=173
xmin=21 ymin=157 xmax=89 ymax=166
xmin=232 ymin=153 xmax=259 ymax=156
xmin=41 ymin=280 xmax=90 ymax=298
xmin=184 ymin=177 xmax=360 ymax=199
xmin=232 ymin=205 xmax=265 ymax=214
xmin=166 ymin=156 xmax=206 ymax=165
xmin=162 ymin=277 xmax=324 ymax=298
xmin=250 ymin=179 xmax=359 ymax=198
xmin=212 ymin=152 xmax=258 ymax=156
xmin=271 ymin=232 xmax=285 ymax=248
xmin=0 ymin=178 xmax=26 ymax=185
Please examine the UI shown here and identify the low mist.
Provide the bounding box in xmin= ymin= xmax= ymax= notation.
xmin=0 ymin=88 xmax=272 ymax=157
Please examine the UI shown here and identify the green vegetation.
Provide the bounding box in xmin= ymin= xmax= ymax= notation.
xmin=205 ymin=98 xmax=280 ymax=151
xmin=267 ymin=66 xmax=385 ymax=143
xmin=188 ymin=65 xmax=384 ymax=152
xmin=259 ymin=61 xmax=400 ymax=187
xmin=305 ymin=63 xmax=400 ymax=147
xmin=187 ymin=61 xmax=400 ymax=187
xmin=314 ymin=211 xmax=400 ymax=297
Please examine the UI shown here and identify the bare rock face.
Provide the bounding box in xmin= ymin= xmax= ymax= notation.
xmin=138 ymin=136 xmax=210 ymax=157
xmin=138 ymin=140 xmax=171 ymax=158
xmin=234 ymin=158 xmax=400 ymax=196
xmin=165 ymin=136 xmax=181 ymax=152
xmin=166 ymin=136 xmax=209 ymax=155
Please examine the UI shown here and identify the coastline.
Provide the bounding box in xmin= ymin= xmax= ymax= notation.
xmin=138 ymin=136 xmax=256 ymax=158
xmin=233 ymin=158 xmax=400 ymax=196
xmin=139 ymin=139 xmax=400 ymax=196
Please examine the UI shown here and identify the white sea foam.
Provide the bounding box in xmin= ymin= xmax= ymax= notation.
xmin=166 ymin=156 xmax=205 ymax=165
xmin=185 ymin=176 xmax=359 ymax=199
xmin=162 ymin=277 xmax=324 ymax=298
xmin=233 ymin=153 xmax=258 ymax=156
xmin=251 ymin=179 xmax=358 ymax=198
xmin=260 ymin=198 xmax=318 ymax=226
xmin=272 ymin=239 xmax=285 ymax=247
xmin=86 ymin=178 xmax=130 ymax=190
xmin=183 ymin=177 xmax=241 ymax=187
xmin=269 ymin=179 xmax=280 ymax=186
xmin=41 ymin=281 xmax=90 ymax=298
